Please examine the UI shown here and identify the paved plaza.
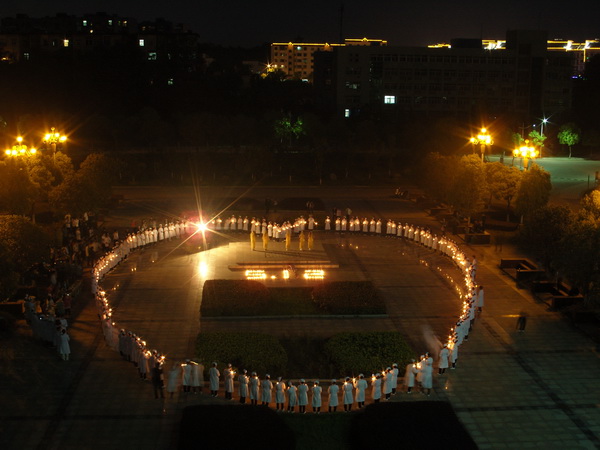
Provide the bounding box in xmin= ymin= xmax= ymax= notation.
xmin=2 ymin=187 xmax=600 ymax=449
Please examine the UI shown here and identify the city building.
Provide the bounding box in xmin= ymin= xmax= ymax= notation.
xmin=314 ymin=30 xmax=575 ymax=123
xmin=269 ymin=38 xmax=386 ymax=82
xmin=429 ymin=38 xmax=600 ymax=77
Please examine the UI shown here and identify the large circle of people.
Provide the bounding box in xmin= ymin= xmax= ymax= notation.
xmin=91 ymin=211 xmax=483 ymax=408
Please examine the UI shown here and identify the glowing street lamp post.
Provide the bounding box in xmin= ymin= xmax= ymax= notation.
xmin=43 ymin=127 xmax=67 ymax=163
xmin=5 ymin=136 xmax=37 ymax=157
xmin=513 ymin=139 xmax=538 ymax=170
xmin=469 ymin=128 xmax=493 ymax=162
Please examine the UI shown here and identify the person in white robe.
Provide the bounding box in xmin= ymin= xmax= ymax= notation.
xmin=209 ymin=362 xmax=220 ymax=397
xmin=224 ymin=364 xmax=234 ymax=399
xmin=167 ymin=363 xmax=182 ymax=398
xmin=58 ymin=328 xmax=70 ymax=360
xmin=391 ymin=363 xmax=399 ymax=394
xmin=238 ymin=369 xmax=249 ymax=404
xmin=287 ymin=381 xmax=297 ymax=412
xmin=354 ymin=374 xmax=368 ymax=408
xmin=328 ymin=380 xmax=339 ymax=412
xmin=261 ymin=374 xmax=273 ymax=406
xmin=438 ymin=344 xmax=450 ymax=375
xmin=297 ymin=379 xmax=309 ymax=413
xmin=249 ymin=372 xmax=260 ymax=405
xmin=311 ymin=381 xmax=322 ymax=413
xmin=275 ymin=377 xmax=286 ymax=411
xmin=371 ymin=373 xmax=383 ymax=402
xmin=342 ymin=377 xmax=354 ymax=411
xmin=404 ymin=360 xmax=418 ymax=393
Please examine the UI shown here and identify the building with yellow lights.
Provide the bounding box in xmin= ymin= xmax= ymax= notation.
xmin=428 ymin=38 xmax=600 ymax=77
xmin=315 ymin=30 xmax=575 ymax=122
xmin=270 ymin=38 xmax=386 ymax=82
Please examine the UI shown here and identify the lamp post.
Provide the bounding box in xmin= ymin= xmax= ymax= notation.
xmin=469 ymin=128 xmax=493 ymax=162
xmin=43 ymin=127 xmax=67 ymax=163
xmin=540 ymin=118 xmax=548 ymax=158
xmin=5 ymin=136 xmax=37 ymax=157
xmin=513 ymin=139 xmax=538 ymax=170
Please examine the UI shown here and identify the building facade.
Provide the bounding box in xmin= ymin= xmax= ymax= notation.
xmin=269 ymin=38 xmax=386 ymax=82
xmin=315 ymin=30 xmax=574 ymax=123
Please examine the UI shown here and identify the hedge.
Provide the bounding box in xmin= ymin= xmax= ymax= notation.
xmin=196 ymin=332 xmax=287 ymax=376
xmin=312 ymin=281 xmax=385 ymax=315
xmin=324 ymin=332 xmax=414 ymax=375
xmin=201 ymin=280 xmax=270 ymax=316
xmin=201 ymin=280 xmax=386 ymax=317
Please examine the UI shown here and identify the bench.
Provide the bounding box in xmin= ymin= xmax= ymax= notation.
xmin=499 ymin=259 xmax=546 ymax=285
xmin=531 ymin=280 xmax=584 ymax=310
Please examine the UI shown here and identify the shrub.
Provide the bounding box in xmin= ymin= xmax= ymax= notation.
xmin=324 ymin=332 xmax=414 ymax=375
xmin=196 ymin=332 xmax=287 ymax=375
xmin=312 ymin=281 xmax=385 ymax=315
xmin=201 ymin=280 xmax=270 ymax=316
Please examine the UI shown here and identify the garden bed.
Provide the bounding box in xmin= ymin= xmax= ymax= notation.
xmin=201 ymin=280 xmax=386 ymax=317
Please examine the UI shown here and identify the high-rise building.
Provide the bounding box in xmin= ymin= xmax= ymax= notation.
xmin=269 ymin=38 xmax=386 ymax=82
xmin=314 ymin=30 xmax=574 ymax=123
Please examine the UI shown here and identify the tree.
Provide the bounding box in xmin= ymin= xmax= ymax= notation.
xmin=514 ymin=164 xmax=552 ymax=219
xmin=420 ymin=153 xmax=458 ymax=204
xmin=0 ymin=160 xmax=37 ymax=215
xmin=274 ymin=115 xmax=305 ymax=148
xmin=557 ymin=123 xmax=581 ymax=158
xmin=579 ymin=189 xmax=600 ymax=222
xmin=528 ymin=130 xmax=547 ymax=156
xmin=484 ymin=162 xmax=522 ymax=220
xmin=0 ymin=215 xmax=53 ymax=273
xmin=448 ymin=155 xmax=486 ymax=224
xmin=518 ymin=205 xmax=573 ymax=272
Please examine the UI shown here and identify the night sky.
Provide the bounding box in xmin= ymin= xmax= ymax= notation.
xmin=2 ymin=0 xmax=599 ymax=47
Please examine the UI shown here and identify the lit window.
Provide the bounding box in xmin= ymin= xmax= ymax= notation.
xmin=139 ymin=39 xmax=145 ymax=47
xmin=23 ymin=52 xmax=30 ymax=60
xmin=108 ymin=20 xmax=113 ymax=26
xmin=148 ymin=52 xmax=157 ymax=60
xmin=167 ymin=78 xmax=174 ymax=85
xmin=83 ymin=20 xmax=88 ymax=27
xmin=384 ymin=95 xmax=396 ymax=104
xmin=63 ymin=39 xmax=69 ymax=47
xmin=344 ymin=109 xmax=351 ymax=118
xmin=296 ymin=46 xmax=302 ymax=51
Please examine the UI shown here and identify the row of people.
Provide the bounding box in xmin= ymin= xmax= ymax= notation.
xmin=92 ymin=213 xmax=480 ymax=405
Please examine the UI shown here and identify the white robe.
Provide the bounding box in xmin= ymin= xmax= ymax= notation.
xmin=311 ymin=385 xmax=322 ymax=407
xmin=343 ymin=382 xmax=353 ymax=405
xmin=328 ymin=384 xmax=339 ymax=407
xmin=297 ymin=384 xmax=308 ymax=406
xmin=239 ymin=374 xmax=249 ymax=397
xmin=209 ymin=367 xmax=220 ymax=391
xmin=439 ymin=348 xmax=450 ymax=369
xmin=354 ymin=379 xmax=368 ymax=402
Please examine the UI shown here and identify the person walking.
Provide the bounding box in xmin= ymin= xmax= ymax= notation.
xmin=58 ymin=328 xmax=70 ymax=361
xmin=439 ymin=344 xmax=450 ymax=375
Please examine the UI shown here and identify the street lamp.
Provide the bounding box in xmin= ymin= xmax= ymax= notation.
xmin=469 ymin=128 xmax=493 ymax=162
xmin=43 ymin=127 xmax=67 ymax=162
xmin=513 ymin=139 xmax=538 ymax=170
xmin=4 ymin=136 xmax=37 ymax=157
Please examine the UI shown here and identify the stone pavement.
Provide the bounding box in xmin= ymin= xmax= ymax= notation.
xmin=2 ymin=195 xmax=600 ymax=449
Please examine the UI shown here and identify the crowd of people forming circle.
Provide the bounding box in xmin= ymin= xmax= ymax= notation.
xmin=86 ymin=208 xmax=483 ymax=407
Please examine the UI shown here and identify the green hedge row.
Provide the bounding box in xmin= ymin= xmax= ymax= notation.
xmin=312 ymin=281 xmax=385 ymax=315
xmin=201 ymin=280 xmax=270 ymax=316
xmin=324 ymin=332 xmax=415 ymax=375
xmin=195 ymin=332 xmax=287 ymax=375
xmin=196 ymin=331 xmax=413 ymax=378
xmin=201 ymin=280 xmax=386 ymax=317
